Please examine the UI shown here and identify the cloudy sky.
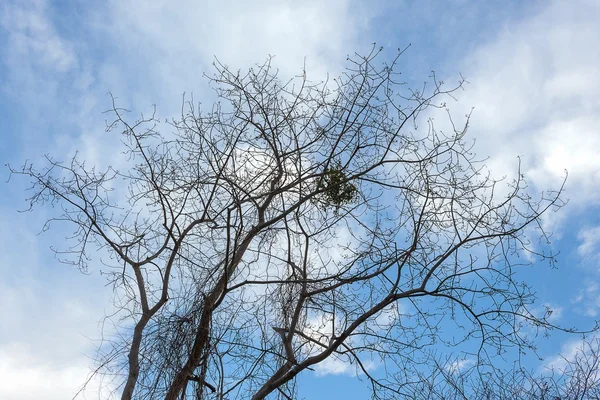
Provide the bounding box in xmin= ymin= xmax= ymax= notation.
xmin=1 ymin=0 xmax=599 ymax=398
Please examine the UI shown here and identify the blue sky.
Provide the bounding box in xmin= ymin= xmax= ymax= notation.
xmin=1 ymin=0 xmax=599 ymax=398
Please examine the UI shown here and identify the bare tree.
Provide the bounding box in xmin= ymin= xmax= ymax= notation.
xmin=405 ymin=337 xmax=600 ymax=400
xmin=10 ymin=46 xmax=585 ymax=399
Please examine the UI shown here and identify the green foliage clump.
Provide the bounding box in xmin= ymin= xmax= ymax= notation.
xmin=316 ymin=162 xmax=358 ymax=212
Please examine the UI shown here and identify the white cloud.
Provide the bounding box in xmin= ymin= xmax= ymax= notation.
xmin=0 ymin=344 xmax=114 ymax=400
xmin=444 ymin=358 xmax=474 ymax=374
xmin=90 ymin=0 xmax=375 ymax=116
xmin=578 ymin=226 xmax=600 ymax=257
xmin=543 ymin=335 xmax=600 ymax=373
xmin=301 ymin=313 xmax=367 ymax=377
xmin=374 ymin=302 xmax=407 ymax=329
xmin=301 ymin=313 xmax=346 ymax=376
xmin=314 ymin=355 xmax=352 ymax=376
xmin=314 ymin=354 xmax=376 ymax=377
xmin=0 ymin=0 xmax=77 ymax=73
xmin=572 ymin=281 xmax=600 ymax=317
xmin=453 ymin=0 xmax=600 ymax=209
xmin=0 ymin=0 xmax=81 ymax=124
xmin=0 ymin=205 xmax=115 ymax=399
xmin=528 ymin=303 xmax=564 ymax=323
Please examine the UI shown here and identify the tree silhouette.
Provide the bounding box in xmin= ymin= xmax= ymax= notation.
xmin=10 ymin=47 xmax=585 ymax=399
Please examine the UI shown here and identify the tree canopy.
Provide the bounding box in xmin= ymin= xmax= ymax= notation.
xmin=11 ymin=47 xmax=591 ymax=399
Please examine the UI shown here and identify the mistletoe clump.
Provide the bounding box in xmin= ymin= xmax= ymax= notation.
xmin=316 ymin=162 xmax=358 ymax=212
